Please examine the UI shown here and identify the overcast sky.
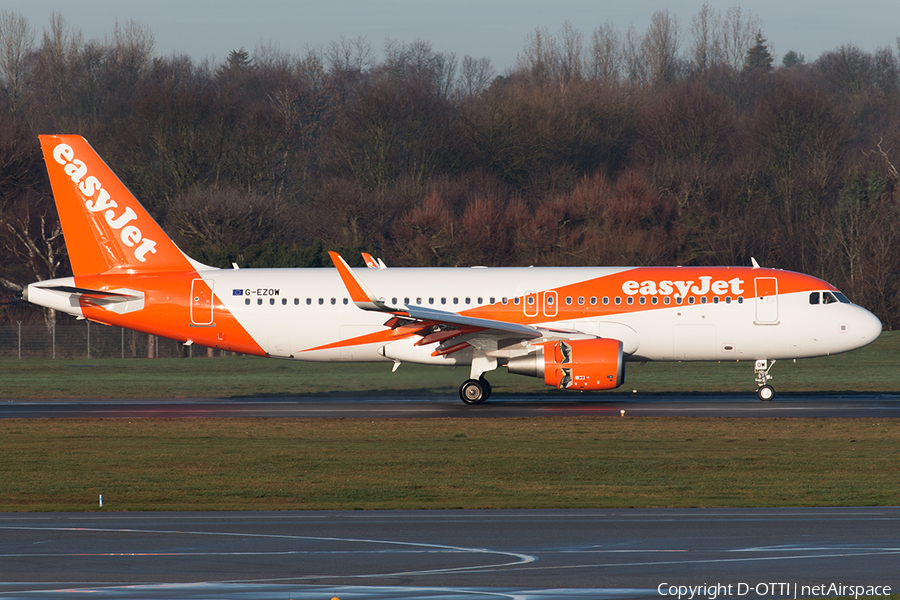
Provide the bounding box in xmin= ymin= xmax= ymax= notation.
xmin=8 ymin=1 xmax=900 ymax=70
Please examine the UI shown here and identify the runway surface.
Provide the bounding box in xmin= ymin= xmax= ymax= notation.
xmin=2 ymin=393 xmax=900 ymax=419
xmin=1 ymin=508 xmax=898 ymax=599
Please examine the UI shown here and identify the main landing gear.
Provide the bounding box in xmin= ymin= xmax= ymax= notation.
xmin=459 ymin=377 xmax=492 ymax=405
xmin=754 ymin=359 xmax=775 ymax=401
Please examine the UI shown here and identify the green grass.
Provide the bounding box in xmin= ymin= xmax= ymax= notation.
xmin=1 ymin=417 xmax=898 ymax=512
xmin=1 ymin=331 xmax=897 ymax=399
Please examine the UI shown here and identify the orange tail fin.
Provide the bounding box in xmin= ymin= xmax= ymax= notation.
xmin=39 ymin=135 xmax=198 ymax=276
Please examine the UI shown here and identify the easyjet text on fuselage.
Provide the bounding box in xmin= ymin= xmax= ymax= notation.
xmin=621 ymin=276 xmax=745 ymax=297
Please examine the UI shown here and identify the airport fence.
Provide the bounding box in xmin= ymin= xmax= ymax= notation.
xmin=0 ymin=322 xmax=230 ymax=360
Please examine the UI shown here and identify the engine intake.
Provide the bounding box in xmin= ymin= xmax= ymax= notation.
xmin=507 ymin=338 xmax=625 ymax=391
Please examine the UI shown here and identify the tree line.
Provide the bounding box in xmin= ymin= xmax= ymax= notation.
xmin=1 ymin=8 xmax=899 ymax=329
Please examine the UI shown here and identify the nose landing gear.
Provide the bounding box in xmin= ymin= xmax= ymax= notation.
xmin=755 ymin=359 xmax=775 ymax=401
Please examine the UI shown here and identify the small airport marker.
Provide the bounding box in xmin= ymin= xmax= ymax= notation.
xmin=99 ymin=494 xmax=103 ymax=508
xmin=620 ymin=409 xmax=625 ymax=417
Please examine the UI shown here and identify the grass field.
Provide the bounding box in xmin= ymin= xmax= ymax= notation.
xmin=1 ymin=417 xmax=898 ymax=512
xmin=1 ymin=331 xmax=898 ymax=399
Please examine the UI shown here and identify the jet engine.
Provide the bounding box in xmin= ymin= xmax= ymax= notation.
xmin=507 ymin=338 xmax=625 ymax=391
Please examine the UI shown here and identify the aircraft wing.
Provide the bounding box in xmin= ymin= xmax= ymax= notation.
xmin=328 ymin=253 xmax=594 ymax=362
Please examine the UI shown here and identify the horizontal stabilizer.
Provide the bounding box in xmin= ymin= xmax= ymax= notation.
xmin=38 ymin=285 xmax=137 ymax=298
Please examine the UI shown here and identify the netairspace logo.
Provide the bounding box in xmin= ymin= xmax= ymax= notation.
xmin=657 ymin=582 xmax=892 ymax=599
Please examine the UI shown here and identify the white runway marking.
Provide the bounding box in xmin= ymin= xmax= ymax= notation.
xmin=0 ymin=524 xmax=536 ymax=580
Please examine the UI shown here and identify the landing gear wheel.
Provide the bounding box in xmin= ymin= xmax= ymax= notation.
xmin=479 ymin=376 xmax=492 ymax=400
xmin=757 ymin=384 xmax=775 ymax=402
xmin=460 ymin=379 xmax=488 ymax=405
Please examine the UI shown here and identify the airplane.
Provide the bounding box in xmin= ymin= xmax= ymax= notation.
xmin=23 ymin=135 xmax=883 ymax=404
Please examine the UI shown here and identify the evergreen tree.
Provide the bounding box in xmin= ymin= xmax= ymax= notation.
xmin=744 ymin=32 xmax=773 ymax=73
xmin=782 ymin=50 xmax=805 ymax=68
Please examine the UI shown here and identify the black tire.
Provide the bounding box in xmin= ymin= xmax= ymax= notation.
xmin=479 ymin=376 xmax=492 ymax=401
xmin=757 ymin=384 xmax=775 ymax=402
xmin=460 ymin=379 xmax=487 ymax=404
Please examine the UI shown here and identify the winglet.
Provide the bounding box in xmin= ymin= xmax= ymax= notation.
xmin=362 ymin=252 xmax=388 ymax=269
xmin=329 ymin=251 xmax=391 ymax=312
xmin=362 ymin=252 xmax=378 ymax=268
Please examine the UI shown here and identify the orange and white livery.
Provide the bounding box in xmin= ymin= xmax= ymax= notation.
xmin=25 ymin=135 xmax=883 ymax=403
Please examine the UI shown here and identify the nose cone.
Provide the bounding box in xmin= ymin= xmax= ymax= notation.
xmin=855 ymin=306 xmax=882 ymax=348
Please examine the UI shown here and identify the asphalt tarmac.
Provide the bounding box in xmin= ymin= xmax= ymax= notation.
xmin=1 ymin=508 xmax=898 ymax=599
xmin=2 ymin=393 xmax=900 ymax=419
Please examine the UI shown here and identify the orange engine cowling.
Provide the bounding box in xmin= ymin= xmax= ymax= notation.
xmin=507 ymin=338 xmax=626 ymax=391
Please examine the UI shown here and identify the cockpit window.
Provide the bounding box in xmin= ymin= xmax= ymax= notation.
xmin=834 ymin=292 xmax=851 ymax=304
xmin=809 ymin=292 xmax=820 ymax=305
xmin=822 ymin=292 xmax=838 ymax=304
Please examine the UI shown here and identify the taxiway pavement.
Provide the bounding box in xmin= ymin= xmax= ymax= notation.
xmin=1 ymin=508 xmax=898 ymax=599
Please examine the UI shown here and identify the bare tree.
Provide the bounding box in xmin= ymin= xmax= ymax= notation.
xmin=688 ymin=3 xmax=723 ymax=74
xmin=0 ymin=10 xmax=35 ymax=113
xmin=516 ymin=27 xmax=559 ymax=84
xmin=324 ymin=35 xmax=374 ymax=74
xmin=588 ymin=22 xmax=623 ymax=86
xmin=623 ymin=25 xmax=648 ymax=86
xmin=107 ymin=19 xmax=155 ymax=81
xmin=558 ymin=21 xmax=584 ymax=82
xmin=721 ymin=5 xmax=761 ymax=71
xmin=1 ymin=196 xmax=66 ymax=330
xmin=31 ymin=12 xmax=84 ymax=129
xmin=642 ymin=10 xmax=680 ymax=87
xmin=458 ymin=55 xmax=494 ymax=97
